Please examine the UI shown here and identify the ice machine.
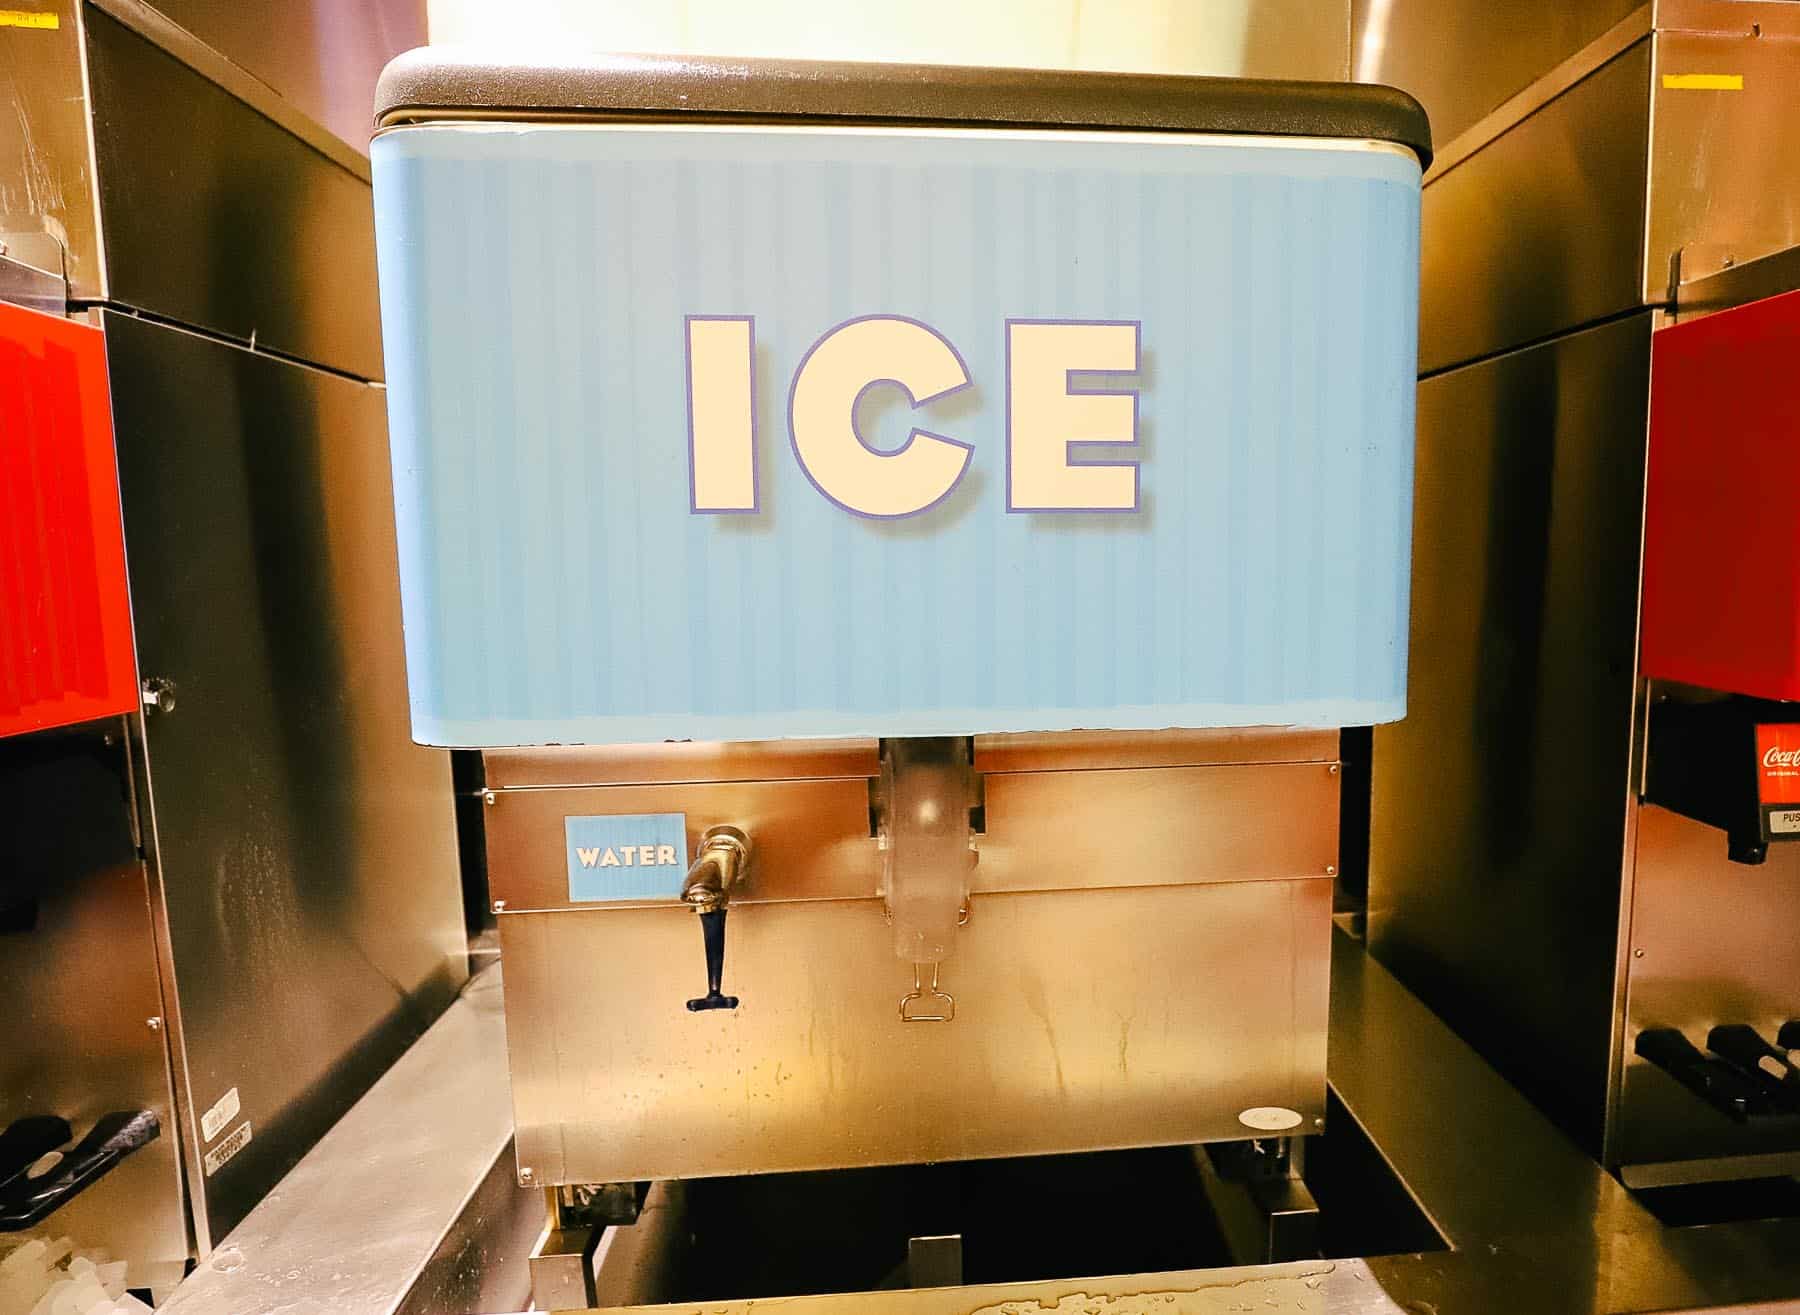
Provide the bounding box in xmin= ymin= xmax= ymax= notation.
xmin=370 ymin=50 xmax=1427 ymax=1190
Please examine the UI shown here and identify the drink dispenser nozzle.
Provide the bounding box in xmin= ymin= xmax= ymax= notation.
xmin=682 ymin=825 xmax=751 ymax=1012
xmin=877 ymin=738 xmax=977 ymax=1021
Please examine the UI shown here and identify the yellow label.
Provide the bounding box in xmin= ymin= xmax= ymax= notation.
xmin=0 ymin=8 xmax=59 ymax=27
xmin=1662 ymin=73 xmax=1744 ymax=90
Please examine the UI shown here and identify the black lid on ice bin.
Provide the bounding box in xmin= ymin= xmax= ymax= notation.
xmin=373 ymin=49 xmax=1432 ymax=168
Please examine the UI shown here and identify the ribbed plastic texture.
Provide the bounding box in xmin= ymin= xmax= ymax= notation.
xmin=372 ymin=123 xmax=1420 ymax=746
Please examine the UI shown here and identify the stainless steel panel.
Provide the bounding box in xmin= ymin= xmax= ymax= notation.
xmin=1369 ymin=312 xmax=1653 ymax=1154
xmin=973 ymin=727 xmax=1339 ymax=772
xmin=529 ymin=1227 xmax=599 ymax=1314
xmin=487 ymin=776 xmax=881 ymax=912
xmin=0 ymin=251 xmax=69 ymax=315
xmin=485 ymin=757 xmax=1337 ymax=912
xmin=486 ymin=739 xmax=881 ymax=789
xmin=502 ymin=876 xmax=1330 ymax=1184
xmin=101 ymin=309 xmax=466 ymax=1249
xmin=1613 ymin=802 xmax=1800 ymax=1176
xmin=977 ymin=761 xmax=1338 ymax=891
xmin=120 ymin=0 xmax=424 ymax=154
xmin=487 ymin=728 xmax=1338 ymax=792
xmin=83 ymin=6 xmax=384 ymax=379
xmin=1646 ymin=4 xmax=1800 ymax=299
xmin=589 ymin=1259 xmax=1371 ymax=1315
xmin=0 ymin=0 xmax=103 ymax=297
xmin=1351 ymin=0 xmax=1645 ymax=146
xmin=1417 ymin=40 xmax=1651 ymax=373
xmin=161 ymin=969 xmax=528 ymax=1315
xmin=557 ymin=933 xmax=1800 ymax=1314
xmin=1674 ymin=241 xmax=1800 ymax=322
xmin=0 ymin=726 xmax=186 ymax=1283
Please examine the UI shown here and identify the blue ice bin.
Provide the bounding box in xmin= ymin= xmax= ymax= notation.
xmin=370 ymin=54 xmax=1429 ymax=747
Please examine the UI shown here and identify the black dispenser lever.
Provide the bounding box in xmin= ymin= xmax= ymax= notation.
xmin=0 ymin=1110 xmax=160 ymax=1231
xmin=679 ymin=825 xmax=751 ymax=1013
xmin=1637 ymin=1028 xmax=1771 ymax=1123
xmin=1707 ymin=1024 xmax=1800 ymax=1112
xmin=687 ymin=908 xmax=739 ymax=1012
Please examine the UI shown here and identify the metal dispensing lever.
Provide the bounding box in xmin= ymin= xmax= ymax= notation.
xmin=681 ymin=825 xmax=751 ymax=1012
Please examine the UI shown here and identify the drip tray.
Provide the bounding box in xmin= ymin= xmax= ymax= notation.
xmin=592 ymin=1115 xmax=1445 ymax=1308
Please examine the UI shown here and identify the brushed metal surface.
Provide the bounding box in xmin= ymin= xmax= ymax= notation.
xmin=487 ymin=776 xmax=881 ymax=912
xmin=0 ymin=0 xmax=104 ymax=298
xmin=83 ymin=6 xmax=384 ymax=380
xmin=1613 ymin=802 xmax=1800 ymax=1176
xmin=0 ymin=252 xmax=69 ymax=315
xmin=115 ymin=0 xmax=424 ymax=155
xmin=0 ymin=724 xmax=187 ymax=1284
xmin=160 ymin=969 xmax=528 ymax=1315
xmin=560 ymin=933 xmax=1800 ymax=1313
xmin=1335 ymin=931 xmax=1800 ymax=1315
xmin=1646 ymin=7 xmax=1800 ymax=300
xmin=1675 ymin=242 xmax=1800 ymax=322
xmin=973 ymin=727 xmax=1340 ymax=772
xmin=1369 ymin=313 xmax=1654 ymax=1155
xmin=976 ymin=761 xmax=1338 ymax=891
xmin=1416 ymin=39 xmax=1651 ymax=374
xmin=103 ymin=309 xmax=467 ymax=1249
xmin=485 ymin=753 xmax=1337 ymax=912
xmin=1351 ymin=0 xmax=1644 ymax=147
xmin=502 ymin=876 xmax=1329 ymax=1184
xmin=486 ymin=739 xmax=881 ymax=789
xmin=486 ymin=728 xmax=1340 ymax=790
xmin=1417 ymin=5 xmax=1651 ymax=186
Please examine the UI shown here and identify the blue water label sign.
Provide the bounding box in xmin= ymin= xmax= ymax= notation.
xmin=565 ymin=813 xmax=689 ymax=902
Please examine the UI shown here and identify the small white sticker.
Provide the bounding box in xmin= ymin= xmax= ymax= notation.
xmin=1238 ymin=1106 xmax=1305 ymax=1132
xmin=200 ymin=1087 xmax=241 ymax=1143
xmin=203 ymin=1122 xmax=252 ymax=1176
xmin=1770 ymin=810 xmax=1800 ymax=835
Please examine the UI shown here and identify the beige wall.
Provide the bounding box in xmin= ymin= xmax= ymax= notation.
xmin=424 ymin=0 xmax=1349 ymax=79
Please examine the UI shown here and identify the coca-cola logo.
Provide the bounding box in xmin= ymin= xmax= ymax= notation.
xmin=1764 ymin=745 xmax=1800 ymax=769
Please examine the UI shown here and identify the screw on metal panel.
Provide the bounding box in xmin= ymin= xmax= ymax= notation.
xmin=1634 ymin=948 xmax=1645 ymax=958
xmin=146 ymin=1017 xmax=162 ymax=1031
xmin=482 ymin=790 xmax=497 ymax=806
xmin=1328 ymin=763 xmax=1340 ymax=776
xmin=492 ymin=899 xmax=507 ymax=914
xmin=1314 ymin=1117 xmax=1326 ymax=1130
xmin=518 ymin=1167 xmax=535 ymax=1186
xmin=1325 ymin=865 xmax=1337 ymax=877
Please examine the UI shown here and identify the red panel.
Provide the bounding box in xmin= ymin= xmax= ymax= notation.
xmin=1643 ymin=286 xmax=1800 ymax=701
xmin=0 ymin=301 xmax=136 ymax=737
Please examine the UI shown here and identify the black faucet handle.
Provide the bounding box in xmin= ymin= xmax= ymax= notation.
xmin=1637 ymin=1028 xmax=1771 ymax=1122
xmin=1707 ymin=1024 xmax=1800 ymax=1107
xmin=0 ymin=1110 xmax=160 ymax=1231
xmin=686 ymin=907 xmax=739 ymax=1012
xmin=1778 ymin=1020 xmax=1800 ymax=1051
